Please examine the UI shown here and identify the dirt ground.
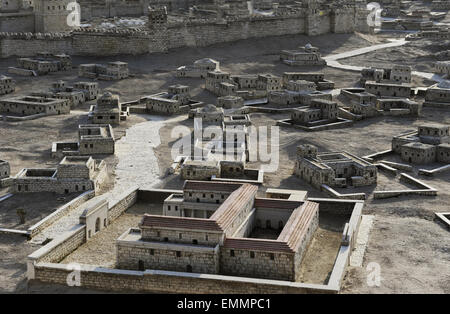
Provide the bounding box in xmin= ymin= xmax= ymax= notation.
xmin=60 ymin=202 xmax=162 ymax=267
xmin=0 ymin=31 xmax=449 ymax=293
xmin=339 ymin=39 xmax=449 ymax=74
xmin=0 ymin=192 xmax=81 ymax=230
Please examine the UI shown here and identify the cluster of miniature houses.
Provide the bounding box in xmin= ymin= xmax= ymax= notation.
xmin=0 ymin=54 xmax=131 ymax=193
xmin=1 ymin=49 xmax=449 ymax=200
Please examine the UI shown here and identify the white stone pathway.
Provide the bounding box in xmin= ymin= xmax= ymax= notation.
xmin=31 ymin=115 xmax=184 ymax=243
xmin=324 ymin=38 xmax=446 ymax=83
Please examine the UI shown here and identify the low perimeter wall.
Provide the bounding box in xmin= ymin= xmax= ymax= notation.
xmin=31 ymin=263 xmax=335 ymax=294
xmin=28 ymin=190 xmax=95 ymax=238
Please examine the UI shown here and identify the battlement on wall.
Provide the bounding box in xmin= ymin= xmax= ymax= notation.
xmin=164 ymin=9 xmax=308 ymax=28
xmin=0 ymin=32 xmax=71 ymax=40
xmin=72 ymin=28 xmax=150 ymax=38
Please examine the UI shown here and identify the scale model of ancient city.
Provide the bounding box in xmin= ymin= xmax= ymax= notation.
xmin=0 ymin=0 xmax=448 ymax=294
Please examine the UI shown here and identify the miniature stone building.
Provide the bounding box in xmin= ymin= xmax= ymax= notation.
xmin=34 ymin=81 xmax=100 ymax=108
xmin=206 ymin=71 xmax=282 ymax=99
xmin=392 ymin=124 xmax=450 ymax=164
xmin=339 ymin=87 xmax=421 ymax=118
xmin=141 ymin=85 xmax=203 ymax=115
xmin=400 ymin=143 xmax=437 ymax=164
xmin=0 ymin=95 xmax=70 ymax=118
xmin=286 ymin=80 xmax=316 ymax=93
xmin=431 ymin=0 xmax=450 ymax=10
xmin=89 ymin=92 xmax=128 ymax=125
xmin=407 ymin=29 xmax=450 ymax=41
xmin=434 ymin=61 xmax=450 ymax=76
xmin=34 ymin=0 xmax=74 ymax=32
xmin=217 ymin=95 xmax=244 ymax=109
xmin=223 ymin=114 xmax=251 ymax=128
xmin=8 ymin=53 xmax=72 ymax=76
xmin=116 ymin=181 xmax=319 ymax=281
xmin=73 ymin=82 xmax=100 ymax=101
xmin=29 ymin=81 xmax=78 ymax=108
xmin=181 ymin=160 xmax=220 ymax=181
xmin=268 ymin=78 xmax=331 ymax=106
xmin=0 ymin=75 xmax=15 ymax=95
xmin=280 ymin=43 xmax=326 ymax=66
xmin=79 ymin=62 xmax=129 ymax=80
xmin=339 ymin=88 xmax=378 ymax=118
xmin=176 ymin=114 xmax=252 ymax=176
xmin=176 ymin=58 xmax=220 ymax=78
xmin=376 ymin=98 xmax=421 ymax=116
xmin=255 ymin=74 xmax=282 ymax=92
xmin=188 ymin=104 xmax=224 ymax=122
xmin=232 ymin=74 xmax=282 ymax=99
xmin=381 ymin=13 xmax=434 ymax=31
xmin=294 ymin=144 xmax=377 ymax=189
xmin=290 ymin=99 xmax=338 ymax=126
xmin=424 ymin=81 xmax=450 ymax=107
xmin=12 ymin=156 xmax=107 ymax=194
xmin=179 ymin=156 xmax=262 ymax=184
xmin=282 ymin=72 xmax=335 ymax=90
xmin=437 ymin=143 xmax=450 ymax=163
xmin=0 ymin=159 xmax=10 ymax=179
xmin=360 ymin=65 xmax=412 ymax=84
xmin=365 ymin=81 xmax=411 ymax=98
xmin=52 ymin=124 xmax=115 ymax=158
xmin=205 ymin=70 xmax=237 ymax=97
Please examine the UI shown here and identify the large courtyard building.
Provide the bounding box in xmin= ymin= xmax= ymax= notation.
xmin=117 ymin=181 xmax=319 ymax=281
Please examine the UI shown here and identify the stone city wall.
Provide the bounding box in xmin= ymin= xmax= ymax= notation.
xmin=0 ymin=33 xmax=72 ymax=57
xmin=72 ymin=31 xmax=150 ymax=56
xmin=0 ymin=11 xmax=343 ymax=57
xmin=165 ymin=15 xmax=308 ymax=50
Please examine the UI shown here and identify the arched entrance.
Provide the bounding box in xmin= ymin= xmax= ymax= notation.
xmin=95 ymin=217 xmax=100 ymax=232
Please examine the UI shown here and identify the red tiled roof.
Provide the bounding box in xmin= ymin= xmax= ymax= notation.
xmin=211 ymin=184 xmax=258 ymax=234
xmin=141 ymin=182 xmax=257 ymax=233
xmin=140 ymin=215 xmax=222 ymax=232
xmin=254 ymin=198 xmax=303 ymax=210
xmin=183 ymin=180 xmax=243 ymax=193
xmin=278 ymin=201 xmax=319 ymax=252
xmin=224 ymin=201 xmax=318 ymax=254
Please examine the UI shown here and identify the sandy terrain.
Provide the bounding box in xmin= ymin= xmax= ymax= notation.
xmin=0 ymin=192 xmax=81 ymax=230
xmin=0 ymin=31 xmax=449 ymax=293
